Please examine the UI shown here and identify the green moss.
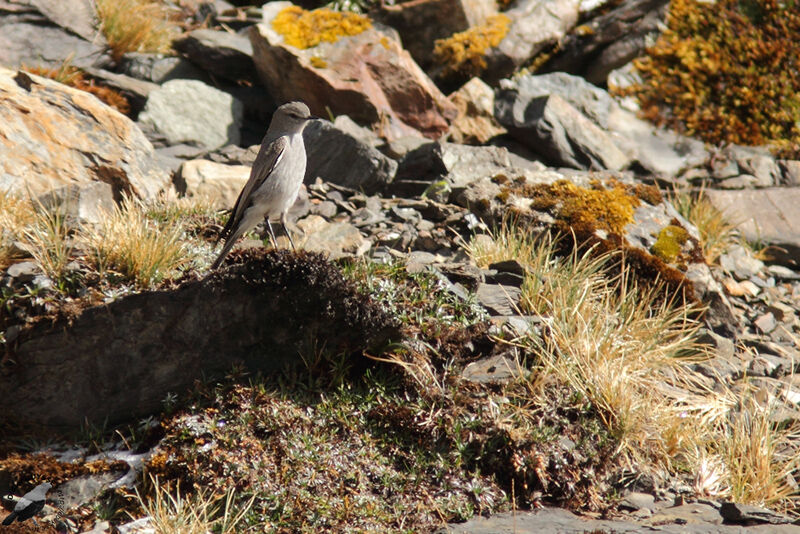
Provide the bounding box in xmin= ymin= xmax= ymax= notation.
xmin=272 ymin=5 xmax=372 ymax=49
xmin=651 ymin=225 xmax=690 ymax=263
xmin=621 ymin=0 xmax=800 ymax=149
xmin=433 ymin=14 xmax=511 ymax=78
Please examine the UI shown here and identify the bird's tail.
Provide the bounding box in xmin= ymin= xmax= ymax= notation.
xmin=2 ymin=511 xmax=18 ymax=525
xmin=210 ymin=226 xmax=246 ymax=270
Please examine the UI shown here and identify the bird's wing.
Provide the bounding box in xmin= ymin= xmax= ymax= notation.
xmin=21 ymin=483 xmax=50 ymax=502
xmin=218 ymin=136 xmax=287 ymax=244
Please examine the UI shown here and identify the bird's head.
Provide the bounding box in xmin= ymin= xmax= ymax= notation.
xmin=272 ymin=101 xmax=315 ymax=134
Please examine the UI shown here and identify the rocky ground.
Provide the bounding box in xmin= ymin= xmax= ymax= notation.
xmin=2 ymin=0 xmax=800 ymax=532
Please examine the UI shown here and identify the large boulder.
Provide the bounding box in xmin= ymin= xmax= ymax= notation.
xmin=303 ymin=119 xmax=398 ymax=194
xmin=138 ymin=79 xmax=244 ymax=149
xmin=250 ymin=2 xmax=457 ymax=140
xmin=173 ymin=29 xmax=255 ymax=83
xmin=0 ymin=67 xmax=168 ymax=199
xmin=174 ymin=159 xmax=250 ymax=209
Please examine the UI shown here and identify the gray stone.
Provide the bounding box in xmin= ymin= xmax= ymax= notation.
xmin=55 ymin=472 xmax=125 ymax=510
xmin=718 ymin=245 xmax=765 ymax=280
xmin=497 ymin=72 xmax=618 ymax=129
xmin=495 ymin=93 xmax=630 ymax=171
xmin=484 ymin=0 xmax=581 ymax=83
xmin=0 ymin=22 xmax=107 ymax=70
xmin=78 ymin=67 xmax=160 ymax=115
xmin=393 ymin=142 xmax=516 ymax=197
xmin=138 ymin=79 xmax=244 ymax=150
xmin=174 ymin=159 xmax=250 ymax=209
xmin=38 ymin=182 xmax=116 ymax=227
xmin=685 ymin=263 xmax=740 ymax=338
xmin=332 ymin=115 xmax=382 ymax=148
xmin=779 ymin=160 xmax=800 ymax=186
xmin=476 ymin=283 xmax=521 ymax=316
xmin=489 ymin=259 xmax=525 ymax=276
xmin=730 ymin=146 xmax=781 ymax=187
xmin=719 ymin=502 xmax=794 ymax=525
xmin=5 ymin=261 xmax=40 ymax=284
xmin=296 ymin=215 xmax=370 ymax=259
xmin=117 ymin=517 xmax=154 ymax=534
xmin=695 ymin=328 xmax=735 ymax=361
xmin=173 ymin=29 xmax=254 ymax=83
xmin=120 ymin=53 xmax=207 ymax=84
xmin=30 ymin=0 xmax=98 ymax=42
xmin=303 ymin=119 xmax=397 ymax=195
xmin=620 ymin=491 xmax=656 ymax=511
xmin=462 ymin=354 xmax=518 ymax=384
xmin=768 ymin=265 xmax=800 ymax=281
xmin=705 ymin=188 xmax=800 ymax=268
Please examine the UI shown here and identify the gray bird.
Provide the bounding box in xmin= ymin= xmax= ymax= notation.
xmin=2 ymin=482 xmax=51 ymax=525
xmin=212 ymin=101 xmax=314 ymax=269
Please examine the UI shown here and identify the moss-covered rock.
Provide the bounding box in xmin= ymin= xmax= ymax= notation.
xmin=433 ymin=14 xmax=511 ymax=79
xmin=271 ymin=5 xmax=372 ymax=50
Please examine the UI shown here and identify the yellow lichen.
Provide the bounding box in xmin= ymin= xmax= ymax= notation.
xmin=651 ymin=225 xmax=690 ymax=263
xmin=433 ymin=14 xmax=511 ymax=78
xmin=379 ymin=36 xmax=391 ymax=50
xmin=271 ymin=5 xmax=372 ymax=50
xmin=509 ymin=180 xmax=641 ymax=235
xmin=310 ymin=56 xmax=328 ymax=68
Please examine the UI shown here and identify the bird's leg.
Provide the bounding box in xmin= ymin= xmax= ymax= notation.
xmin=281 ymin=212 xmax=296 ymax=250
xmin=266 ymin=219 xmax=279 ymax=249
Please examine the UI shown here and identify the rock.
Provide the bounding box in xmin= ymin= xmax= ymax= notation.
xmin=138 ymin=79 xmax=244 ymax=149
xmin=0 ymin=250 xmax=397 ymax=431
xmin=497 ymin=72 xmax=618 ymax=129
xmin=120 ymin=53 xmax=208 ymax=84
xmin=0 ymin=20 xmax=107 ymax=70
xmin=476 ymin=283 xmax=521 ymax=315
xmin=174 ymin=159 xmax=250 ymax=209
xmin=332 ymin=115 xmax=382 ymax=148
xmin=4 ymin=261 xmax=41 ymax=286
xmin=56 ymin=472 xmax=126 ymax=510
xmin=78 ymin=67 xmax=160 ymax=116
xmin=685 ymin=263 xmax=740 ymax=338
xmin=462 ymin=353 xmax=518 ymax=384
xmin=0 ymin=67 xmax=168 ymax=200
xmin=173 ymin=29 xmax=255 ymax=83
xmin=303 ymin=119 xmax=398 ymax=195
xmin=30 ymin=0 xmax=99 ymax=42
xmin=117 ymin=517 xmax=154 ymax=534
xmin=483 ymin=0 xmax=581 ymax=83
xmin=780 ymin=160 xmax=800 ymax=186
xmin=727 ymin=145 xmax=781 ymax=188
xmin=719 ymin=502 xmax=794 ymax=525
xmin=705 ymin=188 xmax=800 ymax=268
xmin=619 ymin=491 xmax=656 ymax=512
xmin=539 ymin=0 xmax=669 ymax=84
xmin=297 ymin=215 xmax=370 ymax=259
xmin=754 ymin=312 xmax=777 ymax=335
xmin=718 ymin=245 xmax=765 ymax=280
xmin=38 ymin=182 xmax=116 ymax=227
xmin=447 ymin=77 xmax=506 ymax=144
xmin=373 ymin=0 xmax=497 ymax=69
xmin=496 ymin=93 xmax=630 ymax=170
xmin=250 ymin=2 xmax=457 ymax=140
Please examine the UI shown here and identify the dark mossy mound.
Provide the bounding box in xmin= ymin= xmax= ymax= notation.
xmin=0 ymin=249 xmax=399 ymax=433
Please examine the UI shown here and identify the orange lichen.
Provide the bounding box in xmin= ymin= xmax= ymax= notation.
xmin=621 ymin=0 xmax=800 ymax=149
xmin=433 ymin=14 xmax=511 ymax=78
xmin=271 ymin=5 xmax=372 ymax=50
xmin=23 ymin=64 xmax=131 ymax=115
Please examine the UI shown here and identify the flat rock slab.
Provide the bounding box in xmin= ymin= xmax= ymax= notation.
xmin=440 ymin=506 xmax=800 ymax=533
xmin=705 ymin=188 xmax=800 ymax=267
xmin=0 ymin=250 xmax=398 ymax=432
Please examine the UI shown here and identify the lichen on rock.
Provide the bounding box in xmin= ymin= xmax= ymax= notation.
xmin=271 ymin=5 xmax=372 ymax=49
xmin=433 ymin=14 xmax=511 ymax=78
xmin=651 ymin=224 xmax=690 ymax=263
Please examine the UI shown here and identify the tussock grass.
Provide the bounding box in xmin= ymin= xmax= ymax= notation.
xmin=0 ymin=191 xmax=36 ymax=268
xmin=21 ymin=201 xmax=73 ymax=285
xmin=467 ymin=223 xmax=800 ymax=510
xmin=135 ymin=476 xmax=253 ymax=534
xmin=82 ymin=196 xmax=189 ymax=288
xmin=95 ymin=0 xmax=178 ymax=62
xmin=670 ymin=189 xmax=737 ymax=264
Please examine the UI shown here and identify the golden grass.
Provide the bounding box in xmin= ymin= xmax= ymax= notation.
xmin=135 ymin=476 xmax=253 ymax=534
xmin=467 ymin=223 xmax=800 ymax=509
xmin=21 ymin=201 xmax=73 ymax=284
xmin=95 ymin=0 xmax=178 ymax=62
xmin=82 ymin=196 xmax=190 ymax=288
xmin=670 ymin=188 xmax=737 ymax=264
xmin=0 ymin=191 xmax=36 ymax=268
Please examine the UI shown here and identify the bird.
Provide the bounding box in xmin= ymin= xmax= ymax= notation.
xmin=2 ymin=482 xmax=51 ymax=525
xmin=211 ymin=101 xmax=314 ymax=270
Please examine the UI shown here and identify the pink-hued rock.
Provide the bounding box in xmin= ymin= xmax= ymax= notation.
xmin=250 ymin=2 xmax=457 ymax=140
xmin=0 ymin=67 xmax=168 ymax=199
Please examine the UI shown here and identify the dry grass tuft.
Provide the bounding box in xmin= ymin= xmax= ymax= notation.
xmin=135 ymin=475 xmax=253 ymax=534
xmin=0 ymin=191 xmax=36 ymax=268
xmin=669 ymin=189 xmax=737 ymax=264
xmin=95 ymin=0 xmax=178 ymax=62
xmin=82 ymin=196 xmax=189 ymax=288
